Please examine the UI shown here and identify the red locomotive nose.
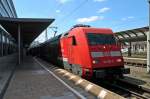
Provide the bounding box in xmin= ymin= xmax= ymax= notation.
xmin=103 ymin=46 xmax=106 ymax=49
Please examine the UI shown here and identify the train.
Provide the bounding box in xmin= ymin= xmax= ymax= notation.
xmin=28 ymin=24 xmax=130 ymax=79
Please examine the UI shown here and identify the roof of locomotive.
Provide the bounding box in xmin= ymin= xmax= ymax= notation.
xmin=69 ymin=27 xmax=113 ymax=36
xmin=71 ymin=27 xmax=113 ymax=32
xmin=69 ymin=24 xmax=113 ymax=33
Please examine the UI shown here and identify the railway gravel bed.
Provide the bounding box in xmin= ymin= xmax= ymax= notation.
xmin=125 ymin=65 xmax=150 ymax=89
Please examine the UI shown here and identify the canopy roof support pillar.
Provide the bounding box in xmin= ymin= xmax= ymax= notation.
xmin=147 ymin=0 xmax=150 ymax=73
xmin=18 ymin=24 xmax=21 ymax=65
xmin=128 ymin=42 xmax=132 ymax=57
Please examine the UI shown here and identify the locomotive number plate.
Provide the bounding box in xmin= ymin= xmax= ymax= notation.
xmin=103 ymin=52 xmax=110 ymax=56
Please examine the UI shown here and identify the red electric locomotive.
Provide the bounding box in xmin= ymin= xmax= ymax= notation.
xmin=29 ymin=24 xmax=130 ymax=79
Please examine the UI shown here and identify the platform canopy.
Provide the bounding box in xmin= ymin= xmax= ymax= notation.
xmin=115 ymin=26 xmax=149 ymax=43
xmin=0 ymin=17 xmax=54 ymax=46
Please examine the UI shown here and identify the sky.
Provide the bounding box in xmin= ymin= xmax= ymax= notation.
xmin=13 ymin=0 xmax=149 ymax=43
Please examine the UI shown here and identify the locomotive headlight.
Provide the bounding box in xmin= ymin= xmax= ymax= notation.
xmin=116 ymin=59 xmax=122 ymax=62
xmin=92 ymin=59 xmax=99 ymax=64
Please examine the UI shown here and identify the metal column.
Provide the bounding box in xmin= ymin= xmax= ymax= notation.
xmin=0 ymin=31 xmax=3 ymax=56
xmin=2 ymin=32 xmax=4 ymax=56
xmin=18 ymin=24 xmax=21 ymax=65
xmin=128 ymin=42 xmax=132 ymax=57
xmin=147 ymin=0 xmax=150 ymax=73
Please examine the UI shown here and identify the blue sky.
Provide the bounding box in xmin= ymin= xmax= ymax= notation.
xmin=13 ymin=0 xmax=149 ymax=42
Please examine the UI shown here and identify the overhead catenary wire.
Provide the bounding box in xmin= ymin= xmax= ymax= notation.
xmin=49 ymin=0 xmax=89 ymax=37
xmin=55 ymin=0 xmax=89 ymax=25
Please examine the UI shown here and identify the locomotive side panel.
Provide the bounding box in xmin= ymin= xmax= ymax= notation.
xmin=65 ymin=28 xmax=93 ymax=77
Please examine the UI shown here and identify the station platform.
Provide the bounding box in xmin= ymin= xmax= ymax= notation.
xmin=3 ymin=56 xmax=96 ymax=99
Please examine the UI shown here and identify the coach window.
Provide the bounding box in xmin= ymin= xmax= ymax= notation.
xmin=72 ymin=36 xmax=77 ymax=46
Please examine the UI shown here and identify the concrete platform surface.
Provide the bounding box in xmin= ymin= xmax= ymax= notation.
xmin=3 ymin=56 xmax=81 ymax=99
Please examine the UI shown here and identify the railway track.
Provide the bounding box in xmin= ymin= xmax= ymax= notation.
xmin=92 ymin=78 xmax=150 ymax=99
xmin=112 ymin=79 xmax=150 ymax=99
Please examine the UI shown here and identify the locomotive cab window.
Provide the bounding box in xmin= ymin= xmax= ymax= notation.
xmin=72 ymin=36 xmax=77 ymax=46
xmin=87 ymin=33 xmax=116 ymax=45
